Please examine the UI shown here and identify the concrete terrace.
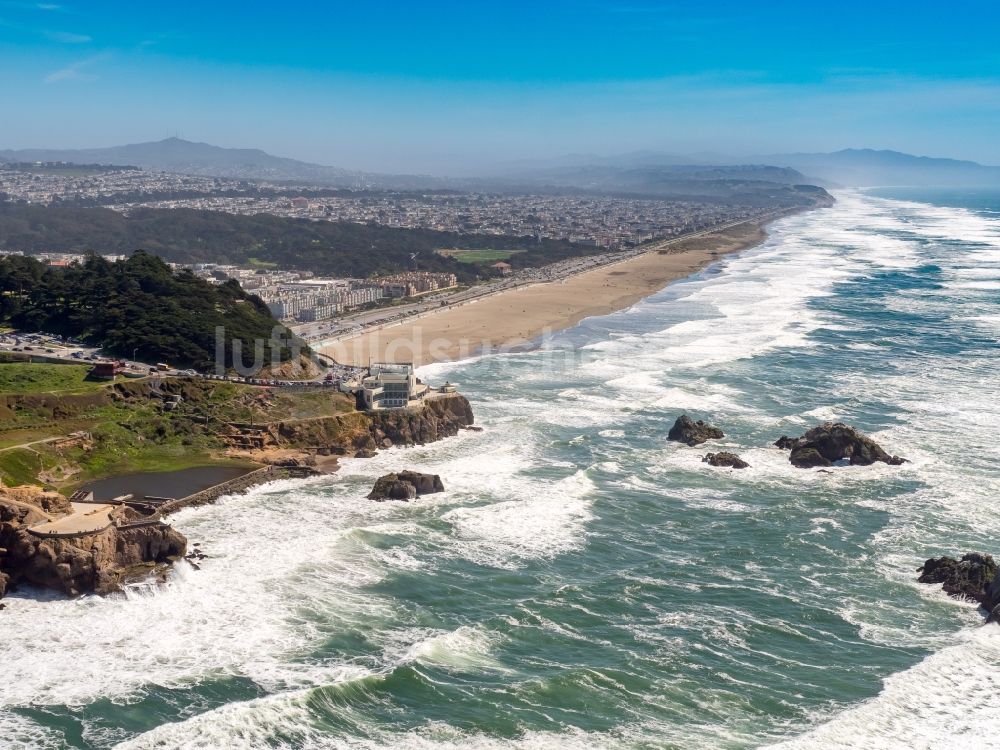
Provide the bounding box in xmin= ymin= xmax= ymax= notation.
xmin=27 ymin=501 xmax=116 ymax=538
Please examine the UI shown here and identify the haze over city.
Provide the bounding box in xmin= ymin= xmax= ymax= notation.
xmin=2 ymin=0 xmax=1000 ymax=173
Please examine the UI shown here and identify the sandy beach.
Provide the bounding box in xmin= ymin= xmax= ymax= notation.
xmin=321 ymin=218 xmax=774 ymax=367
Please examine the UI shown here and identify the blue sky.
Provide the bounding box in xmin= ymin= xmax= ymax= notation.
xmin=2 ymin=0 xmax=999 ymax=173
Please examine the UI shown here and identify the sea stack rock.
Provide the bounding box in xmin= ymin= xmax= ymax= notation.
xmin=917 ymin=553 xmax=998 ymax=605
xmin=367 ymin=471 xmax=444 ymax=502
xmin=668 ymin=415 xmax=724 ymax=447
xmin=785 ymin=422 xmax=906 ymax=468
xmin=773 ymin=435 xmax=797 ymax=450
xmin=702 ymin=452 xmax=749 ymax=469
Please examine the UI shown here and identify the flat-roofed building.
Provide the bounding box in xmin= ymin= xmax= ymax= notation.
xmin=360 ymin=363 xmax=416 ymax=410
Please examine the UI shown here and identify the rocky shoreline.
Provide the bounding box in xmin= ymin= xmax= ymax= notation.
xmin=0 ymin=485 xmax=186 ymax=598
xmin=0 ymin=394 xmax=476 ymax=602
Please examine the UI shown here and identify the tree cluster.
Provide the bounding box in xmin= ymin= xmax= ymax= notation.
xmin=0 ymin=251 xmax=298 ymax=370
xmin=0 ymin=203 xmax=597 ymax=279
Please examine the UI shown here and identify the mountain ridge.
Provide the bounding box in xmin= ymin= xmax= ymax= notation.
xmin=5 ymin=138 xmax=994 ymax=189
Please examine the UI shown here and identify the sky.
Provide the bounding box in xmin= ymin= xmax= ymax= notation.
xmin=2 ymin=0 xmax=999 ymax=174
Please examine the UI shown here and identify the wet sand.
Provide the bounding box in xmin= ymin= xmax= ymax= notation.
xmin=321 ymin=219 xmax=772 ymax=367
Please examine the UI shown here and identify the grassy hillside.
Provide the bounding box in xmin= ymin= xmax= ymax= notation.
xmin=0 ymin=362 xmax=104 ymax=395
xmin=0 ymin=363 xmax=356 ymax=490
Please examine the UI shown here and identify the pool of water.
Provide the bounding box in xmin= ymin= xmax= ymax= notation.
xmin=82 ymin=465 xmax=253 ymax=501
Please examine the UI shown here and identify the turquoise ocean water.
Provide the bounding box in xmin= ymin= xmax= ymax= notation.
xmin=3 ymin=189 xmax=1000 ymax=749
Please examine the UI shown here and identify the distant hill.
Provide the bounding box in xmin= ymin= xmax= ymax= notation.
xmin=502 ymin=148 xmax=1000 ymax=189
xmin=481 ymin=162 xmax=828 ymax=205
xmin=0 ymin=139 xmax=826 ymax=198
xmin=0 ymin=137 xmax=369 ymax=185
xmin=758 ymin=149 xmax=1000 ymax=187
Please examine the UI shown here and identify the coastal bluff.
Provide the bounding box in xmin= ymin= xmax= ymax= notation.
xmin=267 ymin=393 xmax=475 ymax=456
xmin=0 ymin=484 xmax=186 ymax=598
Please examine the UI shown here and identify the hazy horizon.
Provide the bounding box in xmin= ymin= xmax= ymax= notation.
xmin=2 ymin=1 xmax=999 ymax=174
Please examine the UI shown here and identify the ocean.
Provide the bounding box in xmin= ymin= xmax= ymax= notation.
xmin=3 ymin=189 xmax=1000 ymax=749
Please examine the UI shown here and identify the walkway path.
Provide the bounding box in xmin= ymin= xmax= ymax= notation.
xmin=0 ymin=436 xmax=62 ymax=454
xmin=27 ymin=502 xmax=115 ymax=537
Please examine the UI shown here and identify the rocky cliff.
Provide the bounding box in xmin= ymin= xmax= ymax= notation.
xmin=0 ymin=485 xmax=187 ymax=599
xmin=269 ymin=394 xmax=475 ymax=455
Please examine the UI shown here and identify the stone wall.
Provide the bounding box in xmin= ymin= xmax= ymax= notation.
xmin=158 ymin=466 xmax=276 ymax=514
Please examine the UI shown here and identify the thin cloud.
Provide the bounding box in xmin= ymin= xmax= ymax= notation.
xmin=45 ymin=29 xmax=90 ymax=43
xmin=43 ymin=54 xmax=103 ymax=83
xmin=0 ymin=1 xmax=64 ymax=9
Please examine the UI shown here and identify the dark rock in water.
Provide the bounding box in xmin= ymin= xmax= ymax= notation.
xmin=918 ymin=553 xmax=998 ymax=604
xmin=367 ymin=471 xmax=445 ymax=501
xmin=397 ymin=470 xmax=444 ymax=495
xmin=986 ymin=574 xmax=1000 ymax=619
xmin=786 ymin=422 xmax=906 ymax=468
xmin=774 ymin=435 xmax=797 ymax=450
xmin=668 ymin=415 xmax=724 ymax=447
xmin=367 ymin=476 xmax=417 ymax=501
xmin=789 ymin=447 xmax=831 ymax=468
xmin=354 ymin=448 xmax=377 ymax=458
xmin=702 ymin=452 xmax=749 ymax=469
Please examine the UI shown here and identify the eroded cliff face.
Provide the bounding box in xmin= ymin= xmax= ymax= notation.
xmin=0 ymin=485 xmax=187 ymax=599
xmin=367 ymin=395 xmax=475 ymax=449
xmin=268 ymin=394 xmax=475 ymax=454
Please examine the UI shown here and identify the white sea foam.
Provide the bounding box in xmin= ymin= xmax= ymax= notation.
xmin=764 ymin=627 xmax=1000 ymax=750
xmin=0 ymin=479 xmax=390 ymax=706
xmin=0 ymin=712 xmax=65 ymax=750
xmin=441 ymin=470 xmax=595 ymax=568
xmin=380 ymin=624 xmax=508 ymax=672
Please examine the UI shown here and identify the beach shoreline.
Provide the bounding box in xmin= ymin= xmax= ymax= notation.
xmin=320 ymin=208 xmax=814 ymax=367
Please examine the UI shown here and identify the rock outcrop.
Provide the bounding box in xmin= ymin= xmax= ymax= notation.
xmin=703 ymin=452 xmax=750 ymax=469
xmin=368 ymin=471 xmax=445 ymax=502
xmin=773 ymin=435 xmax=797 ymax=450
xmin=668 ymin=415 xmax=724 ymax=447
xmin=367 ymin=395 xmax=475 ymax=448
xmin=270 ymin=394 xmax=475 ymax=457
xmin=0 ymin=485 xmax=187 ymax=599
xmin=783 ymin=423 xmax=906 ymax=468
xmin=918 ymin=553 xmax=998 ymax=606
